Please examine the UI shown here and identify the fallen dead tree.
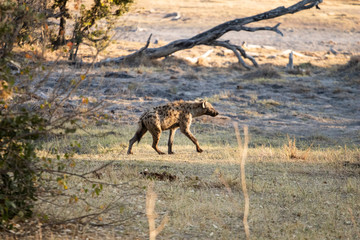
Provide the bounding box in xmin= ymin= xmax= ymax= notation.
xmin=98 ymin=0 xmax=323 ymax=69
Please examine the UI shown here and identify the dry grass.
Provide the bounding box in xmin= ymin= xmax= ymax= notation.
xmin=243 ymin=65 xmax=281 ymax=80
xmin=6 ymin=123 xmax=357 ymax=239
xmin=283 ymin=135 xmax=312 ymax=160
xmin=3 ymin=0 xmax=359 ymax=238
xmin=347 ymin=55 xmax=360 ymax=69
xmin=337 ymin=55 xmax=360 ymax=84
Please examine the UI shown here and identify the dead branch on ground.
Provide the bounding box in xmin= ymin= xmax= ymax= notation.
xmin=98 ymin=0 xmax=322 ymax=69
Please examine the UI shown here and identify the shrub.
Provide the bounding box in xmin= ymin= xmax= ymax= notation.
xmin=50 ymin=0 xmax=133 ymax=60
xmin=0 ymin=109 xmax=46 ymax=228
xmin=0 ymin=0 xmax=44 ymax=59
xmin=0 ymin=0 xmax=131 ymax=231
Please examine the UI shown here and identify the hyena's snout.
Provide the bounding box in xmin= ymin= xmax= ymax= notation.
xmin=211 ymin=111 xmax=219 ymax=117
xmin=208 ymin=109 xmax=219 ymax=117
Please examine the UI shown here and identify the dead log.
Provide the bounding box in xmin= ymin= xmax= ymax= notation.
xmin=97 ymin=0 xmax=322 ymax=69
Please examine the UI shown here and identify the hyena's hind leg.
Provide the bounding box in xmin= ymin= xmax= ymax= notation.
xmin=148 ymin=127 xmax=165 ymax=155
xmin=168 ymin=128 xmax=178 ymax=154
xmin=127 ymin=123 xmax=147 ymax=154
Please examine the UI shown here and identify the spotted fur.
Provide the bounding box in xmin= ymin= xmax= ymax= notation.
xmin=127 ymin=100 xmax=219 ymax=154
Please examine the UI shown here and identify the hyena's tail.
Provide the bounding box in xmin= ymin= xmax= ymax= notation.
xmin=134 ymin=120 xmax=147 ymax=143
xmin=128 ymin=120 xmax=147 ymax=154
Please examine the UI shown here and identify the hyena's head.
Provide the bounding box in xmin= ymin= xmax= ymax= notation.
xmin=200 ymin=101 xmax=219 ymax=117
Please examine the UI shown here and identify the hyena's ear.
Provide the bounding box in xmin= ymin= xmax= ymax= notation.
xmin=202 ymin=101 xmax=206 ymax=108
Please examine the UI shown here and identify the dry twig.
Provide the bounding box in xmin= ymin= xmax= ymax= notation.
xmin=146 ymin=182 xmax=169 ymax=240
xmin=233 ymin=123 xmax=250 ymax=240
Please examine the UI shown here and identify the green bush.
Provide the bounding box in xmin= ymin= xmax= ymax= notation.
xmin=0 ymin=109 xmax=46 ymax=228
xmin=0 ymin=0 xmax=129 ymax=230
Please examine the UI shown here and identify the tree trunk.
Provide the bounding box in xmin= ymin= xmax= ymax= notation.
xmin=53 ymin=0 xmax=68 ymax=48
xmin=98 ymin=0 xmax=323 ymax=69
xmin=56 ymin=16 xmax=66 ymax=46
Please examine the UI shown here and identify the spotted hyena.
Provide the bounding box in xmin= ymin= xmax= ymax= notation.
xmin=127 ymin=100 xmax=219 ymax=155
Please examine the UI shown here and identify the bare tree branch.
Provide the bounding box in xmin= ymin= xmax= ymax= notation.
xmin=98 ymin=0 xmax=323 ymax=68
xmin=208 ymin=41 xmax=251 ymax=70
xmin=242 ymin=23 xmax=284 ymax=36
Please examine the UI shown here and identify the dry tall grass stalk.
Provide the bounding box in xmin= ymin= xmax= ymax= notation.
xmin=233 ymin=122 xmax=250 ymax=240
xmin=37 ymin=221 xmax=43 ymax=240
xmin=217 ymin=170 xmax=233 ymax=196
xmin=146 ymin=182 xmax=169 ymax=240
xmin=348 ymin=207 xmax=360 ymax=238
xmin=284 ymin=135 xmax=312 ymax=160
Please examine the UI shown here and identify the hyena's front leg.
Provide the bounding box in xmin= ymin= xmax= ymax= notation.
xmin=181 ymin=128 xmax=203 ymax=153
xmin=180 ymin=116 xmax=203 ymax=153
xmin=168 ymin=128 xmax=178 ymax=154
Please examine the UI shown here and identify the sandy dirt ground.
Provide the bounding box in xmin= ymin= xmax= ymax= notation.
xmin=115 ymin=0 xmax=360 ymax=52
xmin=39 ymin=0 xmax=360 ymax=147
